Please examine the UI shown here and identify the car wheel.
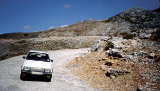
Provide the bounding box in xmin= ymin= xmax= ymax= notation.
xmin=20 ymin=72 xmax=27 ymax=80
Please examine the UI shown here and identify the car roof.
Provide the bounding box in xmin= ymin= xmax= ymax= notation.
xmin=28 ymin=50 xmax=48 ymax=54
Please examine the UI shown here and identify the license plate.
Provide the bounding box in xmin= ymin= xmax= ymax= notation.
xmin=31 ymin=72 xmax=43 ymax=75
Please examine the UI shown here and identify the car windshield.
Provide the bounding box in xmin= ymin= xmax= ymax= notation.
xmin=26 ymin=52 xmax=50 ymax=62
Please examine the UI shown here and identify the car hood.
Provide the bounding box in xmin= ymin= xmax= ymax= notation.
xmin=23 ymin=60 xmax=52 ymax=69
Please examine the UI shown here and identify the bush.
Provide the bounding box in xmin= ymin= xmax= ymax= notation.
xmin=150 ymin=29 xmax=160 ymax=41
xmin=120 ymin=32 xmax=135 ymax=39
xmin=105 ymin=41 xmax=114 ymax=50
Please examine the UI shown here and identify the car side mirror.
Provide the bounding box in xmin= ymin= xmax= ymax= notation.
xmin=22 ymin=56 xmax=26 ymax=59
xmin=50 ymin=59 xmax=53 ymax=62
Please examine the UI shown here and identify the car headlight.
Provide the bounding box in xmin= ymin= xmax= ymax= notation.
xmin=23 ymin=66 xmax=31 ymax=71
xmin=44 ymin=69 xmax=51 ymax=73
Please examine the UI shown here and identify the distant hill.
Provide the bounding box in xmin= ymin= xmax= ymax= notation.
xmin=0 ymin=32 xmax=39 ymax=39
xmin=38 ymin=20 xmax=106 ymax=37
xmin=0 ymin=8 xmax=160 ymax=40
xmin=153 ymin=8 xmax=160 ymax=13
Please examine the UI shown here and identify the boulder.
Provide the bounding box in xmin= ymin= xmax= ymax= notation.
xmin=90 ymin=37 xmax=114 ymax=52
xmin=139 ymin=33 xmax=151 ymax=39
xmin=105 ymin=68 xmax=130 ymax=78
xmin=132 ymin=51 xmax=156 ymax=59
xmin=106 ymin=49 xmax=123 ymax=58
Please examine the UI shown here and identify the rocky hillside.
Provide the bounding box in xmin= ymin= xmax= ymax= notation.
xmin=38 ymin=20 xmax=106 ymax=37
xmin=0 ymin=8 xmax=160 ymax=40
xmin=39 ymin=8 xmax=160 ymax=40
xmin=38 ymin=8 xmax=160 ymax=40
xmin=67 ymin=37 xmax=160 ymax=91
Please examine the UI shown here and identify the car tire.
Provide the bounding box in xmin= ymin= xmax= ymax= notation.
xmin=20 ymin=72 xmax=27 ymax=80
xmin=46 ymin=75 xmax=52 ymax=82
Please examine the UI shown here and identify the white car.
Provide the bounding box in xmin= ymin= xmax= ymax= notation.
xmin=20 ymin=50 xmax=53 ymax=82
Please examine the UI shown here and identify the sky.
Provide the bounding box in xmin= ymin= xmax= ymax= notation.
xmin=0 ymin=0 xmax=159 ymax=34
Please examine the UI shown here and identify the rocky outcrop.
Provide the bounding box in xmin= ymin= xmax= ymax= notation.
xmin=103 ymin=8 xmax=160 ymax=40
xmin=90 ymin=36 xmax=160 ymax=90
xmin=90 ymin=37 xmax=114 ymax=52
xmin=105 ymin=68 xmax=130 ymax=79
xmin=107 ymin=49 xmax=123 ymax=58
xmin=91 ymin=37 xmax=138 ymax=59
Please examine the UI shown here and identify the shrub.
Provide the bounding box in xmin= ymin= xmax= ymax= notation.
xmin=120 ymin=32 xmax=135 ymax=39
xmin=150 ymin=29 xmax=160 ymax=41
xmin=105 ymin=41 xmax=114 ymax=50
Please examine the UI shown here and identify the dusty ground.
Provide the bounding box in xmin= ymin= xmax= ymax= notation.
xmin=66 ymin=52 xmax=139 ymax=91
xmin=0 ymin=48 xmax=100 ymax=91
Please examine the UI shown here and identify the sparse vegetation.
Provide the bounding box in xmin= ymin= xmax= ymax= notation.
xmin=120 ymin=32 xmax=135 ymax=39
xmin=105 ymin=41 xmax=114 ymax=50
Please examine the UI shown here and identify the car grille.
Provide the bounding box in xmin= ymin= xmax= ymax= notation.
xmin=31 ymin=67 xmax=44 ymax=72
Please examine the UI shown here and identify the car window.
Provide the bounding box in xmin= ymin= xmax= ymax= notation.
xmin=26 ymin=52 xmax=50 ymax=62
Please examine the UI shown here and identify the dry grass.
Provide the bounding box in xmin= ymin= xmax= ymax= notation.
xmin=66 ymin=52 xmax=138 ymax=91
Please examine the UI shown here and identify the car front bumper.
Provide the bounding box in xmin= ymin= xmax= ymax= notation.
xmin=21 ymin=70 xmax=52 ymax=76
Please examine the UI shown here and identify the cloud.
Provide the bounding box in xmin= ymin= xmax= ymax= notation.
xmin=48 ymin=26 xmax=55 ymax=29
xmin=64 ymin=4 xmax=72 ymax=8
xmin=60 ymin=25 xmax=68 ymax=28
xmin=48 ymin=25 xmax=68 ymax=29
xmin=23 ymin=25 xmax=32 ymax=30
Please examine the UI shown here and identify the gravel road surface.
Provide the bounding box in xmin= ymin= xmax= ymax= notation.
xmin=0 ymin=48 xmax=99 ymax=91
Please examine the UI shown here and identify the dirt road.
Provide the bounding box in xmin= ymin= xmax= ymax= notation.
xmin=0 ymin=48 xmax=99 ymax=91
